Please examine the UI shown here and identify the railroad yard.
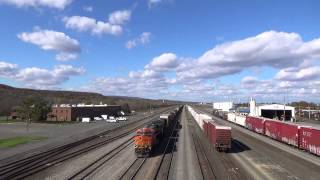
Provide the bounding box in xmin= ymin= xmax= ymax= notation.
xmin=2 ymin=1 xmax=320 ymax=179
xmin=0 ymin=105 xmax=319 ymax=180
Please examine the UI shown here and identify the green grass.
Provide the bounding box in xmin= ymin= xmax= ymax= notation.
xmin=0 ymin=136 xmax=47 ymax=148
xmin=0 ymin=120 xmax=16 ymax=124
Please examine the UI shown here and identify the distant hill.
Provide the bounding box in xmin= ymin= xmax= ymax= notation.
xmin=0 ymin=84 xmax=183 ymax=116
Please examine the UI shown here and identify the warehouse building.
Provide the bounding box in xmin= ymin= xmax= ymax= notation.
xmin=48 ymin=104 xmax=122 ymax=121
xmin=250 ymin=98 xmax=295 ymax=121
xmin=213 ymin=101 xmax=234 ymax=112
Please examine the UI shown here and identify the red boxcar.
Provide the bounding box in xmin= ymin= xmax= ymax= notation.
xmin=299 ymin=126 xmax=320 ymax=156
xmin=208 ymin=122 xmax=232 ymax=151
xmin=264 ymin=120 xmax=299 ymax=147
xmin=245 ymin=116 xmax=265 ymax=134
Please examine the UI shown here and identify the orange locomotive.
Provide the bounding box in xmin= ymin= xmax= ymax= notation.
xmin=134 ymin=107 xmax=183 ymax=157
xmin=134 ymin=119 xmax=167 ymax=157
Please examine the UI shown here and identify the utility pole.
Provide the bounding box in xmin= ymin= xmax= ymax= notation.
xmin=309 ymin=106 xmax=311 ymax=119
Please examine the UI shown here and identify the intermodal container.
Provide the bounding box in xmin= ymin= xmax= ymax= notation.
xmin=208 ymin=122 xmax=232 ymax=151
xmin=227 ymin=113 xmax=236 ymax=123
xmin=264 ymin=120 xmax=299 ymax=147
xmin=235 ymin=114 xmax=246 ymax=127
xmin=299 ymin=126 xmax=320 ymax=156
xmin=246 ymin=116 xmax=265 ymax=134
xmin=203 ymin=119 xmax=209 ymax=137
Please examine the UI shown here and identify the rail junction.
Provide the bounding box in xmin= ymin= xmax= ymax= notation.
xmin=0 ymin=105 xmax=319 ymax=180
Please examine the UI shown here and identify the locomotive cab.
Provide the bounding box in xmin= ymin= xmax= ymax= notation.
xmin=134 ymin=128 xmax=157 ymax=157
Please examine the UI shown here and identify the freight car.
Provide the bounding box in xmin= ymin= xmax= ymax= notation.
xmin=299 ymin=126 xmax=320 ymax=156
xmin=219 ymin=112 xmax=320 ymax=156
xmin=245 ymin=116 xmax=265 ymax=134
xmin=207 ymin=121 xmax=232 ymax=151
xmin=264 ymin=119 xmax=299 ymax=147
xmin=188 ymin=106 xmax=232 ymax=152
xmin=134 ymin=107 xmax=182 ymax=157
xmin=160 ymin=113 xmax=174 ymax=129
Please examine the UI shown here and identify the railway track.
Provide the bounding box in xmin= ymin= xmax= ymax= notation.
xmin=119 ymin=108 xmax=182 ymax=180
xmin=188 ymin=106 xmax=247 ymax=180
xmin=185 ymin=108 xmax=217 ymax=180
xmin=153 ymin=109 xmax=180 ymax=180
xmin=0 ymin=107 xmax=176 ymax=180
xmin=119 ymin=158 xmax=147 ymax=180
xmin=68 ymin=137 xmax=134 ymax=180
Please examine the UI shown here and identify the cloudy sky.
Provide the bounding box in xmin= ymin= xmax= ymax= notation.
xmin=0 ymin=0 xmax=320 ymax=103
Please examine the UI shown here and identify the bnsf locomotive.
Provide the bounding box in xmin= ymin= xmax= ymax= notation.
xmin=134 ymin=106 xmax=182 ymax=157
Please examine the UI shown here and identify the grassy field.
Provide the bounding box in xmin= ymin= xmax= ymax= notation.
xmin=0 ymin=136 xmax=47 ymax=148
xmin=0 ymin=120 xmax=16 ymax=124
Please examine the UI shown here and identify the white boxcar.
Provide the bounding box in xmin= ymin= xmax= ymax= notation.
xmin=227 ymin=113 xmax=236 ymax=123
xmin=235 ymin=114 xmax=246 ymax=127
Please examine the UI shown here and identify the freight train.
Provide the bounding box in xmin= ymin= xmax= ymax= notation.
xmin=134 ymin=106 xmax=183 ymax=157
xmin=214 ymin=111 xmax=320 ymax=156
xmin=187 ymin=106 xmax=232 ymax=151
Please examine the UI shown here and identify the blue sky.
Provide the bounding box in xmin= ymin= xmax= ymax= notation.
xmin=0 ymin=0 xmax=320 ymax=103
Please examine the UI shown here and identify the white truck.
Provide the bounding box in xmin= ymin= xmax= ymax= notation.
xmin=116 ymin=117 xmax=127 ymax=121
xmin=106 ymin=116 xmax=117 ymax=123
xmin=82 ymin=117 xmax=90 ymax=123
xmin=94 ymin=117 xmax=103 ymax=121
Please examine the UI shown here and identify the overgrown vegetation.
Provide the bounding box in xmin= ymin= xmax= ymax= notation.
xmin=0 ymin=136 xmax=47 ymax=148
xmin=0 ymin=84 xmax=184 ymax=116
xmin=289 ymin=101 xmax=320 ymax=109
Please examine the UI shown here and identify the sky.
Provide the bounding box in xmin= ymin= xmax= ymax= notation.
xmin=0 ymin=0 xmax=320 ymax=103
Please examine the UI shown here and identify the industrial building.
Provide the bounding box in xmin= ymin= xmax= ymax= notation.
xmin=48 ymin=104 xmax=122 ymax=121
xmin=249 ymin=98 xmax=295 ymax=121
xmin=213 ymin=101 xmax=234 ymax=112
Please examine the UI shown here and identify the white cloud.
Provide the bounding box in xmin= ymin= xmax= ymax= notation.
xmin=148 ymin=0 xmax=163 ymax=7
xmin=0 ymin=0 xmax=73 ymax=9
xmin=145 ymin=53 xmax=179 ymax=71
xmin=79 ymin=31 xmax=320 ymax=102
xmin=63 ymin=9 xmax=131 ymax=36
xmin=55 ymin=52 xmax=78 ymax=61
xmin=109 ymin=10 xmax=131 ymax=25
xmin=86 ymin=69 xmax=169 ymax=98
xmin=0 ymin=61 xmax=18 ymax=77
xmin=63 ymin=16 xmax=123 ymax=36
xmin=0 ymin=61 xmax=85 ymax=88
xmin=6 ymin=29 xmax=320 ymax=102
xmin=16 ymin=65 xmax=85 ymax=87
xmin=275 ymin=67 xmax=320 ymax=81
xmin=18 ymin=28 xmax=81 ymax=61
xmin=83 ymin=6 xmax=93 ymax=12
xmin=177 ymin=31 xmax=320 ymax=81
xmin=126 ymin=32 xmax=151 ymax=49
xmin=240 ymin=76 xmax=258 ymax=88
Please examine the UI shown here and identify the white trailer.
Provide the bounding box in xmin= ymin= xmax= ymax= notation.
xmin=101 ymin=115 xmax=108 ymax=120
